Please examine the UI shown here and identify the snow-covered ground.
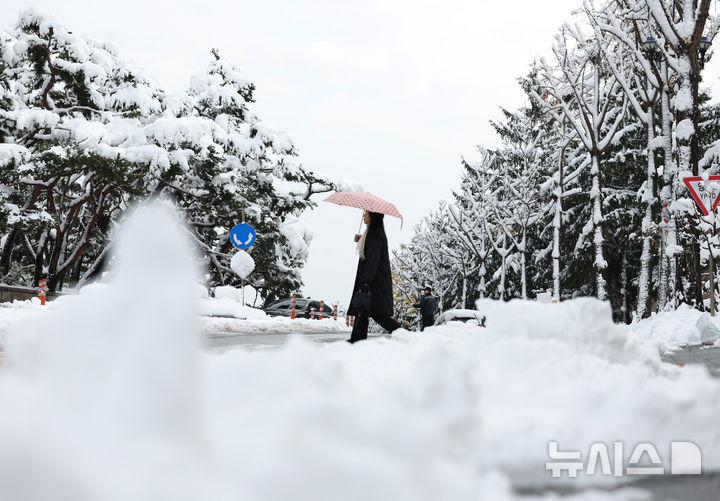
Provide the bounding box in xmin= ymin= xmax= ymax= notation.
xmin=1 ymin=204 xmax=719 ymax=501
xmin=197 ymin=287 xmax=349 ymax=336
xmin=0 ymin=284 xmax=349 ymax=349
xmin=630 ymin=303 xmax=720 ymax=352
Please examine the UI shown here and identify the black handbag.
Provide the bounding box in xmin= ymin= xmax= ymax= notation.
xmin=350 ymin=291 xmax=372 ymax=312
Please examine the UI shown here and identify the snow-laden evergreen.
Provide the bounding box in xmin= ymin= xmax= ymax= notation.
xmin=394 ymin=0 xmax=720 ymax=322
xmin=0 ymin=9 xmax=336 ymax=301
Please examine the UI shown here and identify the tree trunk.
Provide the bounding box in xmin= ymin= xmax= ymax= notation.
xmin=637 ymin=110 xmax=657 ymax=318
xmin=77 ymin=246 xmax=108 ymax=289
xmin=621 ymin=253 xmax=629 ymax=324
xmin=591 ymin=153 xmax=608 ymax=300
xmin=661 ymin=60 xmax=678 ymax=307
xmin=33 ymin=241 xmax=46 ymax=287
xmin=675 ymin=51 xmax=704 ymax=307
xmin=553 ymin=125 xmax=566 ymax=303
xmin=70 ymin=252 xmax=83 ymax=284
xmin=462 ymin=274 xmax=467 ymax=309
xmin=552 ymin=196 xmax=562 ymax=301
xmin=499 ymin=255 xmax=506 ymax=301
xmin=479 ymin=259 xmax=486 ymax=299
xmin=0 ymin=228 xmax=18 ymax=275
xmin=521 ymin=245 xmax=527 ymax=300
xmin=659 ymin=226 xmax=668 ymax=310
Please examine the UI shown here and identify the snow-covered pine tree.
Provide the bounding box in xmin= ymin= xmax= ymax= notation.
xmin=169 ymin=49 xmax=334 ymax=301
xmin=0 ymin=9 xmax=158 ymax=290
xmin=392 ymin=204 xmax=461 ymax=312
xmin=0 ymin=9 xmax=335 ymax=301
xmin=489 ymin=106 xmax=549 ymax=299
xmin=448 ymin=151 xmax=497 ymax=299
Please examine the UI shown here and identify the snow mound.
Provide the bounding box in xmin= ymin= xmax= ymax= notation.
xmin=476 ymin=297 xmax=659 ymax=365
xmin=0 ymin=202 xmax=203 ymax=501
xmin=631 ymin=304 xmax=710 ymax=351
xmin=214 ymin=285 xmax=242 ymax=301
xmin=198 ymin=296 xmax=267 ymax=320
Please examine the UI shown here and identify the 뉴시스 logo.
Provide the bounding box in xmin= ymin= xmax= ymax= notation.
xmin=546 ymin=441 xmax=702 ymax=478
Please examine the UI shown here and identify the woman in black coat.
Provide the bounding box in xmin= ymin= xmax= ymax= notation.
xmin=347 ymin=211 xmax=401 ymax=343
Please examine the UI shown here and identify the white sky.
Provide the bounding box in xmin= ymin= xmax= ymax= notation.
xmin=5 ymin=0 xmax=720 ymax=306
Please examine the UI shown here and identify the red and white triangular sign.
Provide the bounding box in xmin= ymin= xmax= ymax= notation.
xmin=683 ymin=176 xmax=720 ymax=216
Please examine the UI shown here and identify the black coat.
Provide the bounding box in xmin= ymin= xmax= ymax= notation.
xmin=348 ymin=226 xmax=394 ymax=317
xmin=415 ymin=294 xmax=437 ymax=316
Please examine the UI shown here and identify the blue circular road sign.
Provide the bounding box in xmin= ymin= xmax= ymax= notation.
xmin=230 ymin=223 xmax=256 ymax=249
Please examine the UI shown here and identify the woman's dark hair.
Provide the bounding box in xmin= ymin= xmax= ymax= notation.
xmin=368 ymin=211 xmax=385 ymax=230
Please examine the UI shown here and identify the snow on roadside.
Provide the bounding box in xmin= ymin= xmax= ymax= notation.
xmin=629 ymin=303 xmax=720 ymax=351
xmin=0 ymin=287 xmax=349 ymax=346
xmin=0 ymin=300 xmax=46 ymax=350
xmin=197 ymin=296 xmax=268 ymax=319
xmin=200 ymin=315 xmax=350 ymax=336
xmin=0 ymin=294 xmax=74 ymax=349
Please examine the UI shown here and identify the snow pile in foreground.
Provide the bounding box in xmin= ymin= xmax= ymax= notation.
xmin=0 ymin=299 xmax=47 ymax=348
xmin=1 ymin=205 xmax=719 ymax=501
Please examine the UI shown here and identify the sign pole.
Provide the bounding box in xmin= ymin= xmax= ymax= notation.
xmin=242 ymin=210 xmax=247 ymax=306
xmin=711 ymin=216 xmax=717 ymax=317
xmin=230 ymin=210 xmax=254 ymax=307
xmin=683 ymin=176 xmax=720 ymax=315
xmin=710 ymin=246 xmax=715 ymax=316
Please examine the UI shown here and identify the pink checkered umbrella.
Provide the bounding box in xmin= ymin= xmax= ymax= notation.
xmin=324 ymin=192 xmax=403 ymax=226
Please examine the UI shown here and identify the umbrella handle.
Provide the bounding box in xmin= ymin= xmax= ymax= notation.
xmin=357 ymin=213 xmax=364 ymax=234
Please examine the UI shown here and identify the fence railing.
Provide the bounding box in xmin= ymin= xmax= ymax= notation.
xmin=0 ymin=285 xmax=63 ymax=304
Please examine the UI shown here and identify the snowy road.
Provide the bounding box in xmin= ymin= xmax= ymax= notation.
xmin=203 ymin=330 xmax=387 ymax=350
xmin=661 ymin=346 xmax=720 ymax=376
xmin=519 ymin=474 xmax=720 ymax=500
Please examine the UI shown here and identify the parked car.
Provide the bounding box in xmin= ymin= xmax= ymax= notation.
xmin=435 ymin=309 xmax=486 ymax=327
xmin=263 ymin=298 xmax=334 ymax=319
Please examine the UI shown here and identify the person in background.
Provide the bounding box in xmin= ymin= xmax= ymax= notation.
xmin=347 ymin=210 xmax=401 ymax=343
xmin=414 ymin=287 xmax=436 ymax=331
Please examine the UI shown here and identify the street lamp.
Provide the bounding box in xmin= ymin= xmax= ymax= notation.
xmin=699 ymin=36 xmax=711 ymax=52
xmin=641 ymin=36 xmax=661 ymax=61
xmin=699 ymin=36 xmax=712 ymax=68
xmin=642 ymin=36 xmax=656 ymax=52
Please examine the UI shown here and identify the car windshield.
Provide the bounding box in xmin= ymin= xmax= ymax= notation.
xmin=267 ymin=299 xmax=309 ymax=309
